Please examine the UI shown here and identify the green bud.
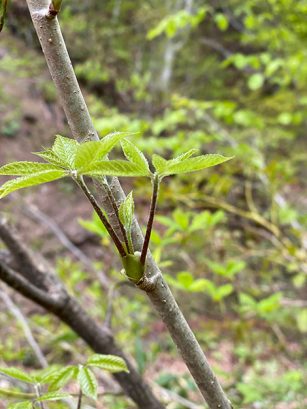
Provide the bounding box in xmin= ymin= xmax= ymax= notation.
xmin=121 ymin=253 xmax=144 ymax=283
xmin=51 ymin=0 xmax=62 ymax=12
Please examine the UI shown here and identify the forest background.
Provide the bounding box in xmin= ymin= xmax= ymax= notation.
xmin=0 ymin=0 xmax=306 ymax=408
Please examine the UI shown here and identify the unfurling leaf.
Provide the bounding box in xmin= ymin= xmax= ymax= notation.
xmin=87 ymin=354 xmax=129 ymax=373
xmin=153 ymin=152 xmax=232 ymax=177
xmin=121 ymin=139 xmax=150 ymax=176
xmin=77 ymin=366 xmax=97 ymax=400
xmin=32 ymin=149 xmax=66 ymax=167
xmin=0 ymin=367 xmax=34 ymax=383
xmin=0 ymin=170 xmax=66 ymax=199
xmin=74 ymin=131 xmax=132 ymax=170
xmin=119 ymin=191 xmax=134 ymax=233
xmin=51 ymin=135 xmax=79 ymax=168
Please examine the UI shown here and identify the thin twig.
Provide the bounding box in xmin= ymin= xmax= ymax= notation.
xmin=75 ymin=177 xmax=126 ymax=257
xmin=22 ymin=202 xmax=110 ymax=291
xmin=104 ymin=281 xmax=134 ymax=329
xmin=77 ymin=389 xmax=83 ymax=409
xmin=35 ymin=384 xmax=45 ymax=409
xmin=0 ymin=287 xmax=48 ymax=368
xmin=140 ymin=173 xmax=159 ymax=265
xmin=159 ymin=386 xmax=205 ymax=409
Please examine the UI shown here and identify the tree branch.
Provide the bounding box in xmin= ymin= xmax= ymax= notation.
xmin=0 ymin=221 xmax=165 ymax=409
xmin=25 ymin=1 xmax=232 ymax=407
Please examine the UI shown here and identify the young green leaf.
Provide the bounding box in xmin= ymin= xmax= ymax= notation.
xmin=36 ymin=391 xmax=72 ymax=402
xmin=46 ymin=366 xmax=77 ymax=391
xmin=121 ymin=139 xmax=150 ymax=176
xmin=77 ymin=366 xmax=97 ymax=400
xmin=0 ymin=170 xmax=66 ymax=199
xmin=169 ymin=148 xmax=199 ymax=164
xmin=152 ymin=154 xmax=168 ymax=175
xmin=33 ymin=149 xmax=66 ymax=167
xmin=86 ymin=354 xmax=129 ymax=373
xmin=119 ymin=191 xmax=134 ymax=233
xmin=8 ymin=402 xmax=32 ymax=409
xmin=80 ymin=160 xmax=149 ymax=177
xmin=0 ymin=367 xmax=35 ymax=383
xmin=153 ymin=154 xmax=232 ymax=177
xmin=0 ymin=161 xmax=62 ymax=175
xmin=51 ymin=135 xmax=79 ymax=168
xmin=74 ymin=131 xmax=132 ymax=170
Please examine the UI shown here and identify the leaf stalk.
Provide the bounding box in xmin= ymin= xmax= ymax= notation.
xmin=140 ymin=173 xmax=159 ymax=265
xmin=75 ymin=176 xmax=126 ymax=257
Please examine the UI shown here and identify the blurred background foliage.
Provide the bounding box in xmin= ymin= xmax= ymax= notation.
xmin=0 ymin=0 xmax=306 ymax=408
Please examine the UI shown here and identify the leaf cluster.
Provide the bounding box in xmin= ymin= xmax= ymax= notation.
xmin=0 ymin=134 xmax=232 ymax=198
xmin=0 ymin=354 xmax=129 ymax=407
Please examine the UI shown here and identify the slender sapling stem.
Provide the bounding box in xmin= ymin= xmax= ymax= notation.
xmin=76 ymin=176 xmax=127 ymax=257
xmin=140 ymin=173 xmax=159 ymax=265
xmin=34 ymin=384 xmax=45 ymax=409
xmin=77 ymin=389 xmax=83 ymax=409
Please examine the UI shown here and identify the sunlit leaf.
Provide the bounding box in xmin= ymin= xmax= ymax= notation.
xmin=75 ymin=131 xmax=131 ymax=170
xmin=8 ymin=402 xmax=32 ymax=409
xmin=0 ymin=161 xmax=61 ymax=175
xmin=81 ymin=160 xmax=149 ymax=177
xmin=87 ymin=354 xmax=129 ymax=373
xmin=121 ymin=139 xmax=150 ymax=176
xmin=0 ymin=170 xmax=66 ymax=199
xmin=0 ymin=367 xmax=34 ymax=383
xmin=153 ymin=153 xmax=232 ymax=177
xmin=51 ymin=135 xmax=79 ymax=168
xmin=46 ymin=366 xmax=77 ymax=391
xmin=33 ymin=149 xmax=66 ymax=167
xmin=36 ymin=391 xmax=72 ymax=402
xmin=77 ymin=366 xmax=97 ymax=400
